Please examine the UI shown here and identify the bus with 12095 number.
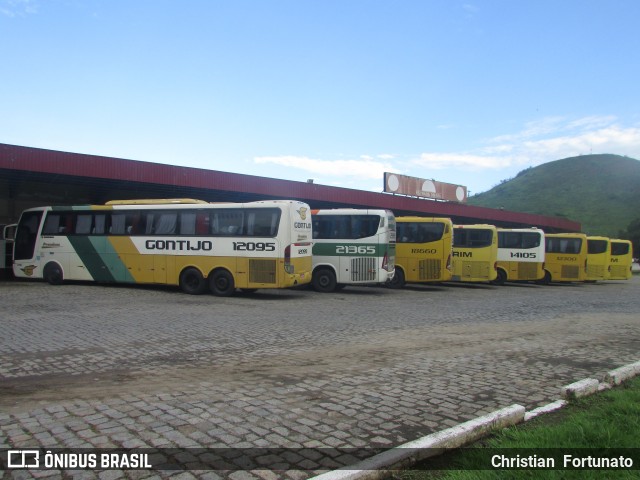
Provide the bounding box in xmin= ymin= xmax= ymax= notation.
xmin=12 ymin=199 xmax=313 ymax=296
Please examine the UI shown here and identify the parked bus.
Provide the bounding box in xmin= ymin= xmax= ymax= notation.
xmin=12 ymin=199 xmax=313 ymax=296
xmin=494 ymin=228 xmax=545 ymax=284
xmin=586 ymin=236 xmax=611 ymax=282
xmin=609 ymin=239 xmax=634 ymax=280
xmin=451 ymin=224 xmax=498 ymax=282
xmin=310 ymin=208 xmax=395 ymax=292
xmin=389 ymin=216 xmax=453 ymax=288
xmin=540 ymin=233 xmax=588 ymax=283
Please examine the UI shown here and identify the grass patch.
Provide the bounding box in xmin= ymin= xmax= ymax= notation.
xmin=397 ymin=377 xmax=640 ymax=479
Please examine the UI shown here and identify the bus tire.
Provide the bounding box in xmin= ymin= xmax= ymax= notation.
xmin=536 ymin=270 xmax=552 ymax=285
xmin=387 ymin=267 xmax=405 ymax=289
xmin=43 ymin=262 xmax=64 ymax=285
xmin=312 ymin=268 xmax=337 ymax=293
xmin=209 ymin=269 xmax=235 ymax=297
xmin=492 ymin=268 xmax=507 ymax=286
xmin=179 ymin=267 xmax=206 ymax=295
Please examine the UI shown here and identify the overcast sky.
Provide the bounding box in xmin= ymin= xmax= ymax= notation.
xmin=2 ymin=0 xmax=639 ymax=195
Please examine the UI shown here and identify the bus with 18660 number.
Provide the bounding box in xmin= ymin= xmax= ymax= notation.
xmin=388 ymin=216 xmax=453 ymax=288
xmin=12 ymin=199 xmax=313 ymax=296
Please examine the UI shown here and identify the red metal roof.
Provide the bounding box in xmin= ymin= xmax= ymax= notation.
xmin=0 ymin=143 xmax=581 ymax=231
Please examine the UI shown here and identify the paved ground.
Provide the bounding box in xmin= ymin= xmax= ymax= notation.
xmin=1 ymin=275 xmax=639 ymax=479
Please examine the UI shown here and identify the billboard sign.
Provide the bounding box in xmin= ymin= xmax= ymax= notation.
xmin=384 ymin=172 xmax=467 ymax=203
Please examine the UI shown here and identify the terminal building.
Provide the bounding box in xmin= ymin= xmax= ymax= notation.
xmin=0 ymin=143 xmax=580 ymax=232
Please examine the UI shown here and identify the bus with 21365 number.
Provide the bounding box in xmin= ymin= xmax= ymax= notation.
xmin=310 ymin=208 xmax=395 ymax=292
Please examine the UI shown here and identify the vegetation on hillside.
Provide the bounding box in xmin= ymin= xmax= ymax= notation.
xmin=467 ymin=154 xmax=640 ymax=239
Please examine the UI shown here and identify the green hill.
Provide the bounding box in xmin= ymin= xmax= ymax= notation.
xmin=467 ymin=154 xmax=640 ymax=236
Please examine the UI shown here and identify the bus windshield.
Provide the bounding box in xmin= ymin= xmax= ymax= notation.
xmin=397 ymin=222 xmax=444 ymax=243
xmin=453 ymin=228 xmax=493 ymax=248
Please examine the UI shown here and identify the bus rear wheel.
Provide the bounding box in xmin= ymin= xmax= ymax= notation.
xmin=179 ymin=267 xmax=206 ymax=295
xmin=312 ymin=268 xmax=337 ymax=293
xmin=209 ymin=269 xmax=235 ymax=297
xmin=536 ymin=270 xmax=552 ymax=285
xmin=43 ymin=262 xmax=64 ymax=285
xmin=492 ymin=269 xmax=507 ymax=286
xmin=387 ymin=267 xmax=405 ymax=289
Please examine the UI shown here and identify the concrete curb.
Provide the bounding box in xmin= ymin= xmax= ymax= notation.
xmin=604 ymin=360 xmax=640 ymax=386
xmin=309 ymin=404 xmax=525 ymax=480
xmin=523 ymin=399 xmax=567 ymax=422
xmin=309 ymin=359 xmax=640 ymax=480
xmin=560 ymin=378 xmax=600 ymax=399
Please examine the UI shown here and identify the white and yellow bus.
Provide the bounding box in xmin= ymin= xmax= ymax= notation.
xmin=541 ymin=233 xmax=588 ymax=283
xmin=389 ymin=216 xmax=452 ymax=288
xmin=586 ymin=236 xmax=611 ymax=282
xmin=451 ymin=224 xmax=498 ymax=283
xmin=12 ymin=199 xmax=313 ymax=296
xmin=310 ymin=208 xmax=395 ymax=292
xmin=609 ymin=239 xmax=634 ymax=280
xmin=495 ymin=228 xmax=545 ymax=284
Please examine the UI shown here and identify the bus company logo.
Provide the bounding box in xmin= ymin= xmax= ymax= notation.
xmin=20 ymin=265 xmax=37 ymax=276
xmin=294 ymin=207 xmax=311 ymax=229
xmin=42 ymin=242 xmax=61 ymax=249
xmin=452 ymin=251 xmax=472 ymax=258
xmin=7 ymin=449 xmax=40 ymax=468
xmin=144 ymin=240 xmax=212 ymax=251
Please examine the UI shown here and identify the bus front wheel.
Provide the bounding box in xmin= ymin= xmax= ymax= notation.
xmin=179 ymin=267 xmax=206 ymax=295
xmin=387 ymin=267 xmax=405 ymax=289
xmin=209 ymin=269 xmax=235 ymax=297
xmin=312 ymin=268 xmax=337 ymax=293
xmin=43 ymin=262 xmax=64 ymax=285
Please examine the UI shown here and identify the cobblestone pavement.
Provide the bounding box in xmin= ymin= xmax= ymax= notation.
xmin=1 ymin=276 xmax=639 ymax=479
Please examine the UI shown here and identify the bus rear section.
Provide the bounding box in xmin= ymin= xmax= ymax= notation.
xmin=541 ymin=233 xmax=588 ymax=283
xmin=586 ymin=236 xmax=611 ymax=282
xmin=1 ymin=224 xmax=16 ymax=278
xmin=12 ymin=200 xmax=313 ymax=296
xmin=495 ymin=228 xmax=545 ymax=284
xmin=609 ymin=239 xmax=633 ymax=280
xmin=451 ymin=225 xmax=498 ymax=282
xmin=311 ymin=209 xmax=395 ymax=292
xmin=390 ymin=216 xmax=452 ymax=288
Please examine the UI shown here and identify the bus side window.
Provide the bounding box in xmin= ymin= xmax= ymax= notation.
xmin=196 ymin=212 xmax=209 ymax=235
xmin=179 ymin=212 xmax=196 ymax=235
xmin=75 ymin=214 xmax=93 ymax=235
